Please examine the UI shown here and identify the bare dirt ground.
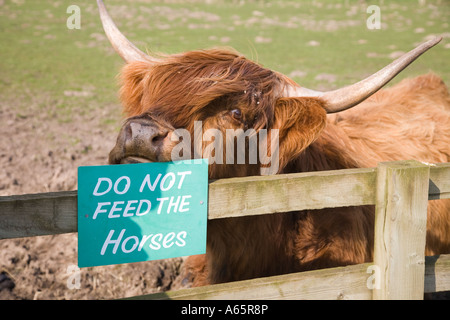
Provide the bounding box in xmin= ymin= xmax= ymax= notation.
xmin=0 ymin=96 xmax=189 ymax=300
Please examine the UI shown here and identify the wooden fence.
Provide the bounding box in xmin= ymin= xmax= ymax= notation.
xmin=1 ymin=160 xmax=450 ymax=299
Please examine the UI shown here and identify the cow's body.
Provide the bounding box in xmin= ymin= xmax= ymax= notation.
xmin=96 ymin=0 xmax=450 ymax=288
xmin=186 ymin=73 xmax=450 ymax=286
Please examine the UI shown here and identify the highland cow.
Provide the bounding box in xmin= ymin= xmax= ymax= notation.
xmin=98 ymin=0 xmax=450 ymax=286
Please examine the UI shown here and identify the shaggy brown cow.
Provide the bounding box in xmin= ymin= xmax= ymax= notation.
xmin=98 ymin=1 xmax=450 ymax=286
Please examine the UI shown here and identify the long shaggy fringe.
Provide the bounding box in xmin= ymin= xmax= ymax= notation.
xmin=120 ymin=48 xmax=287 ymax=129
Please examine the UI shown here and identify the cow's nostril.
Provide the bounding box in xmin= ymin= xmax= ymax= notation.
xmin=125 ymin=122 xmax=133 ymax=140
xmin=152 ymin=131 xmax=168 ymax=144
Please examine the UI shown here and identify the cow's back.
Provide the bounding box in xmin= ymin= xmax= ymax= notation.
xmin=327 ymin=73 xmax=450 ymax=255
xmin=329 ymin=73 xmax=450 ymax=167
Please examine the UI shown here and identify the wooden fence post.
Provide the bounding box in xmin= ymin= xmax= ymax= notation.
xmin=373 ymin=160 xmax=430 ymax=300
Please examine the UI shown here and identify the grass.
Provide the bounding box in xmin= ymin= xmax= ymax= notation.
xmin=0 ymin=0 xmax=449 ymax=126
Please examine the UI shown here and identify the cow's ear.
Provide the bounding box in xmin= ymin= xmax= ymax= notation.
xmin=119 ymin=61 xmax=153 ymax=117
xmin=270 ymin=97 xmax=327 ymax=172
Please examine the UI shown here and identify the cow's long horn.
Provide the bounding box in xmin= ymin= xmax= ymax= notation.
xmin=285 ymin=37 xmax=442 ymax=113
xmin=97 ymin=0 xmax=157 ymax=63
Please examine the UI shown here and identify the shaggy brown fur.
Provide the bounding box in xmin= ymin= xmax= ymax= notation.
xmin=114 ymin=48 xmax=450 ymax=286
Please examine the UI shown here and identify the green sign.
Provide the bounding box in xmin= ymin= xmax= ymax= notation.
xmin=77 ymin=159 xmax=208 ymax=268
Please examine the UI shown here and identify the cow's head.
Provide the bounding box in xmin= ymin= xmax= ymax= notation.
xmin=99 ymin=0 xmax=441 ymax=178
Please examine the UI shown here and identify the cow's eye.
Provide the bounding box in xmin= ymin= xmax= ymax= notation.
xmin=231 ymin=109 xmax=242 ymax=120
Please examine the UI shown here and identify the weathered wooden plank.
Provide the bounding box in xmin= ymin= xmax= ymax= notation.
xmin=424 ymin=254 xmax=450 ymax=293
xmin=127 ymin=262 xmax=374 ymax=300
xmin=124 ymin=254 xmax=450 ymax=300
xmin=0 ymin=167 xmax=377 ymax=239
xmin=1 ymin=162 xmax=449 ymax=240
xmin=208 ymin=167 xmax=377 ymax=219
xmin=373 ymin=160 xmax=430 ymax=300
xmin=429 ymin=163 xmax=450 ymax=200
xmin=0 ymin=191 xmax=77 ymax=239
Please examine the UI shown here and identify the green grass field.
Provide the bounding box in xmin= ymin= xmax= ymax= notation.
xmin=0 ymin=0 xmax=449 ymax=126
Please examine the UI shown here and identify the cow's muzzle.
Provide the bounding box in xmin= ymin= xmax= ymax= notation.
xmin=108 ymin=114 xmax=175 ymax=164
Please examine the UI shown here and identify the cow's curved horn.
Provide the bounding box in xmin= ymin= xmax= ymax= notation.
xmin=97 ymin=0 xmax=158 ymax=63
xmin=285 ymin=37 xmax=442 ymax=113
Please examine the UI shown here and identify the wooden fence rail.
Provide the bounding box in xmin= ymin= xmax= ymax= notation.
xmin=1 ymin=160 xmax=450 ymax=299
